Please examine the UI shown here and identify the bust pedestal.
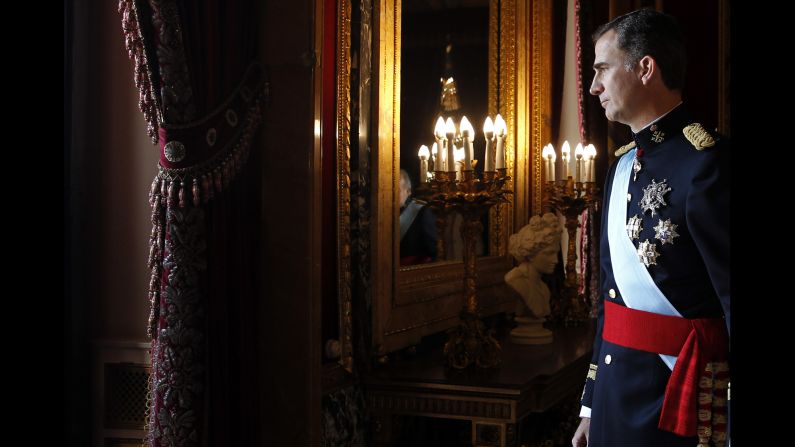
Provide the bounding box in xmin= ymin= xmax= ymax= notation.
xmin=509 ymin=315 xmax=553 ymax=345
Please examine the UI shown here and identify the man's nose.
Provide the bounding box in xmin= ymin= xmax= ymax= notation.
xmin=589 ymin=78 xmax=602 ymax=96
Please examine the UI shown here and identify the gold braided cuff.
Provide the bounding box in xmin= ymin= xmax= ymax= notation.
xmin=587 ymin=363 xmax=598 ymax=381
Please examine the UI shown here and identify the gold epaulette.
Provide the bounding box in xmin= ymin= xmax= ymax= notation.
xmin=683 ymin=123 xmax=717 ymax=150
xmin=614 ymin=141 xmax=636 ymax=157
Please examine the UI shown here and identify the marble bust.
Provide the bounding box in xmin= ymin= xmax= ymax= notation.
xmin=505 ymin=213 xmax=562 ymax=344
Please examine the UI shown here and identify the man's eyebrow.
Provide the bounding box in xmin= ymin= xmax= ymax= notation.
xmin=593 ymin=62 xmax=608 ymax=69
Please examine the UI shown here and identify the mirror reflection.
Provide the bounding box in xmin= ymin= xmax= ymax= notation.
xmin=398 ymin=168 xmax=438 ymax=265
xmin=399 ymin=0 xmax=491 ymax=266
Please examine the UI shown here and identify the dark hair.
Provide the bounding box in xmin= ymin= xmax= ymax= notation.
xmin=592 ymin=8 xmax=686 ymax=90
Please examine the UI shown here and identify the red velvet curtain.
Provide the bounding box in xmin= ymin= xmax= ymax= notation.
xmin=576 ymin=0 xmax=610 ymax=317
xmin=119 ymin=1 xmax=263 ymax=444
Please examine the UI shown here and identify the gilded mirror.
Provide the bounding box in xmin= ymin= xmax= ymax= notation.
xmin=398 ymin=0 xmax=491 ymax=266
xmin=370 ymin=0 xmax=554 ymax=356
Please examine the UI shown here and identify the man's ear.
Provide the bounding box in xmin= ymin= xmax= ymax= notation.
xmin=638 ymin=55 xmax=656 ymax=85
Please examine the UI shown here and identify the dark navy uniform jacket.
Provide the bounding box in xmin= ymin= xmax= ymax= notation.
xmin=399 ymin=198 xmax=438 ymax=265
xmin=581 ymin=104 xmax=730 ymax=447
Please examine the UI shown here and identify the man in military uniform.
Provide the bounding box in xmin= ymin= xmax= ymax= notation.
xmin=572 ymin=9 xmax=730 ymax=447
xmin=399 ymin=169 xmax=438 ymax=265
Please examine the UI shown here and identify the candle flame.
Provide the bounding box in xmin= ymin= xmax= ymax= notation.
xmin=483 ymin=116 xmax=494 ymax=138
xmin=561 ymin=140 xmax=571 ymax=158
xmin=434 ymin=116 xmax=446 ymax=138
xmin=585 ymin=143 xmax=597 ymax=159
xmin=494 ymin=114 xmax=507 ymax=137
xmin=547 ymin=144 xmax=557 ymax=161
xmin=460 ymin=116 xmax=474 ymax=138
xmin=445 ymin=117 xmax=456 ymax=136
xmin=542 ymin=144 xmax=553 ymax=160
xmin=418 ymin=145 xmax=429 ymax=159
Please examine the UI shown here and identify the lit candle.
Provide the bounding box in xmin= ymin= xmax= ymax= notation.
xmin=434 ymin=117 xmax=446 ymax=171
xmin=585 ymin=143 xmax=597 ymax=182
xmin=460 ymin=116 xmax=474 ymax=170
xmin=431 ymin=142 xmax=438 ymax=173
xmin=561 ymin=140 xmax=570 ymax=179
xmin=580 ymin=144 xmax=587 ymax=183
xmin=542 ymin=144 xmax=553 ymax=181
xmin=445 ymin=117 xmax=457 ymax=173
xmin=575 ymin=142 xmax=584 ymax=183
xmin=494 ymin=114 xmax=507 ymax=170
xmin=548 ymin=144 xmax=557 ymax=181
xmin=483 ymin=117 xmax=495 ymax=172
xmin=418 ymin=145 xmax=430 ymax=183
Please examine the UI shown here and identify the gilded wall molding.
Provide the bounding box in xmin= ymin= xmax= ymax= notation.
xmin=529 ymin=0 xmax=553 ymax=215
xmin=372 ymin=0 xmax=401 ymax=354
xmin=496 ymin=0 xmax=517 ymax=254
xmin=336 ymin=0 xmax=354 ymax=373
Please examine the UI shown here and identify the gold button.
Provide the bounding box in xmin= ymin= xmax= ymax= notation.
xmin=627 ymin=193 xmax=632 ymax=202
xmin=605 ymin=354 xmax=612 ymax=365
xmin=608 ymin=289 xmax=616 ymax=299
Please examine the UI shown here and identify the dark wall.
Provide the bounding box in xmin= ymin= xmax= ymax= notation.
xmin=259 ymin=0 xmax=322 ymax=445
xmin=66 ymin=0 xmax=159 ymax=443
xmin=664 ymin=0 xmax=721 ymax=131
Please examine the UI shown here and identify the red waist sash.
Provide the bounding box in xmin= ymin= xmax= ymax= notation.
xmin=603 ymin=300 xmax=729 ymax=442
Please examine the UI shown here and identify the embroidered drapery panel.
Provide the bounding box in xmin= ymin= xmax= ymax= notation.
xmin=119 ymin=1 xmax=265 ymax=445
xmin=575 ymin=0 xmax=608 ymax=314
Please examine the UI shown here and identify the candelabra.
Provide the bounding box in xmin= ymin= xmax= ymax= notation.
xmin=545 ymin=177 xmax=599 ymax=325
xmin=414 ymin=169 xmax=512 ymax=369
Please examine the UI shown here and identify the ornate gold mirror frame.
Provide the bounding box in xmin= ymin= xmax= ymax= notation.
xmin=336 ymin=0 xmax=353 ymax=373
xmin=367 ymin=0 xmax=554 ymax=357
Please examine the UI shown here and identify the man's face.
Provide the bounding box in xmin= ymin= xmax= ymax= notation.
xmin=399 ymin=178 xmax=410 ymax=208
xmin=589 ymin=30 xmax=642 ymax=125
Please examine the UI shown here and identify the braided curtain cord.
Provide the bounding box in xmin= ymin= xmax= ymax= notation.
xmin=119 ymin=0 xmax=160 ymax=143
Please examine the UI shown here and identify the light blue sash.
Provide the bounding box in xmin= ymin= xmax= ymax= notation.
xmin=399 ymin=201 xmax=423 ymax=241
xmin=608 ymin=149 xmax=679 ymax=370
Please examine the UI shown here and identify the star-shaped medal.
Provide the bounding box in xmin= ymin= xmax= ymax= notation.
xmin=653 ymin=218 xmax=679 ymax=245
xmin=637 ymin=239 xmax=660 ymax=267
xmin=626 ymin=214 xmax=643 ymax=240
xmin=639 ymin=179 xmax=671 ymax=217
